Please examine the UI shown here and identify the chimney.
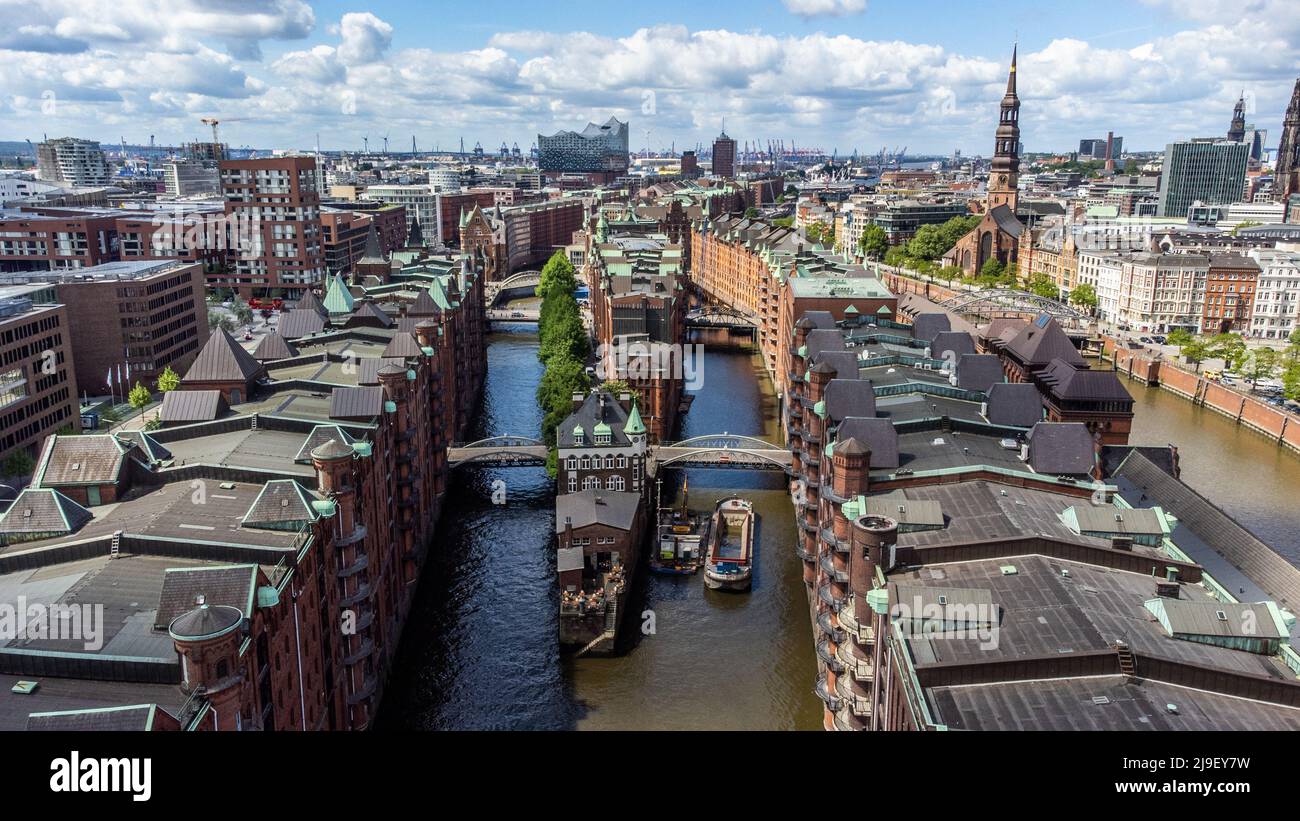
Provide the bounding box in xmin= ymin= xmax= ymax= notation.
xmin=1155 ymin=580 xmax=1180 ymax=598
xmin=1165 ymin=566 xmax=1180 ymax=583
xmin=572 ymin=391 xmax=585 ymax=412
xmin=618 ymin=392 xmax=633 ymax=414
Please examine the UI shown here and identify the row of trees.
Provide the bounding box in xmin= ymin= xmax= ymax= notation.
xmin=534 ymin=252 xmax=592 ymax=474
xmin=1165 ymin=329 xmax=1300 ymax=401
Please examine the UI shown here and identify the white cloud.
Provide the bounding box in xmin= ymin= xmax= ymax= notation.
xmin=1 ymin=3 xmax=1297 ymax=154
xmin=781 ymin=0 xmax=868 ymax=17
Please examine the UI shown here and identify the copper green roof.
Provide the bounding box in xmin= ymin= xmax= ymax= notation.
xmin=624 ymin=402 xmax=646 ymax=435
xmin=593 ymin=421 xmax=612 ymax=436
xmin=323 ymin=274 xmax=355 ymax=314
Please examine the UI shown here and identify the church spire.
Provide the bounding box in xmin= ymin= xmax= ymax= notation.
xmin=1006 ymin=44 xmax=1017 ymax=95
xmin=1228 ymin=91 xmax=1247 ymax=143
xmin=988 ymin=44 xmax=1021 ymax=213
xmin=1276 ymin=77 xmax=1300 ymax=204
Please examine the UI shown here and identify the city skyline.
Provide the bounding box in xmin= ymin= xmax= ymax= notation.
xmin=1 ymin=0 xmax=1298 ymax=155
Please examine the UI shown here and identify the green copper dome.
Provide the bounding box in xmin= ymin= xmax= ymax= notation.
xmin=624 ymin=401 xmax=646 ymax=435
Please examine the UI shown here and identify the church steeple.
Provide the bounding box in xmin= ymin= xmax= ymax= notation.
xmin=1277 ymin=78 xmax=1300 ymax=204
xmin=988 ymin=44 xmax=1021 ymax=213
xmin=1228 ymin=92 xmax=1247 ymax=143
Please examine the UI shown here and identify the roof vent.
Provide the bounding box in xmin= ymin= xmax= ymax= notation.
xmin=1215 ymin=610 xmax=1228 ymax=621
xmin=71 ymin=462 xmax=81 ymax=471
xmin=1166 ymin=703 xmax=1179 ymax=714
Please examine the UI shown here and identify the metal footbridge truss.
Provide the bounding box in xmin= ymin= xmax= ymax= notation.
xmin=936 ymin=289 xmax=1087 ymax=323
xmin=448 ymin=435 xmax=547 ymax=468
xmin=652 ymin=434 xmax=791 ymax=473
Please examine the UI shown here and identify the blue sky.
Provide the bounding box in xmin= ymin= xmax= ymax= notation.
xmin=1 ymin=0 xmax=1297 ymax=156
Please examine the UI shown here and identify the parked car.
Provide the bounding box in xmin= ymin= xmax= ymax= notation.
xmin=1151 ymin=335 xmax=1166 ymax=345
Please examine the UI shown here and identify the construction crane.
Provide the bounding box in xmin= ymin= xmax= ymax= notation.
xmin=200 ymin=118 xmax=221 ymax=144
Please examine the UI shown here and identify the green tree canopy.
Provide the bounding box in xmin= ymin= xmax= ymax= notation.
xmin=1245 ymin=347 xmax=1281 ymax=385
xmin=156 ymin=365 xmax=181 ymax=393
xmin=1182 ymin=338 xmax=1212 ymax=371
xmin=858 ymin=224 xmax=889 ymax=261
xmin=1027 ymin=273 xmax=1058 ymax=300
xmin=1209 ymin=333 xmax=1248 ymax=371
xmin=1069 ymin=283 xmax=1098 ymax=311
xmin=128 ymin=381 xmax=152 ymax=410
xmin=536 ymin=251 xmax=578 ymax=302
xmin=1165 ymin=329 xmax=1195 ymax=349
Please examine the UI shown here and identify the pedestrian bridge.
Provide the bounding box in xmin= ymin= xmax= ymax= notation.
xmin=652 ymin=434 xmax=791 ymax=474
xmin=448 ymin=433 xmax=792 ymax=474
xmin=686 ymin=307 xmax=758 ymax=328
xmin=448 ymin=435 xmax=547 ymax=468
xmin=487 ymin=270 xmax=542 ymax=307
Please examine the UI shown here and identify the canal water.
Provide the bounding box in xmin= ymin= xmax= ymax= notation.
xmin=377 ymin=331 xmax=1300 ymax=730
xmin=378 ymin=327 xmax=823 ymax=730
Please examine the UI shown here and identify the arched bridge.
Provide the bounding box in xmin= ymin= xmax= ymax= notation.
xmin=448 ymin=435 xmax=547 ymax=468
xmin=686 ymin=306 xmax=758 ymax=328
xmin=651 ymin=434 xmax=791 ymax=474
xmin=487 ymin=270 xmax=542 ymax=307
xmin=936 ymin=289 xmax=1088 ymax=324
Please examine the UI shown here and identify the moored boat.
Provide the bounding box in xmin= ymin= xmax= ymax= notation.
xmin=704 ymin=497 xmax=755 ymax=591
xmin=651 ymin=476 xmax=708 ymax=574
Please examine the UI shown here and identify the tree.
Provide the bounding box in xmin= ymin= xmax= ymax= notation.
xmin=128 ymin=381 xmax=152 ymax=410
xmin=1209 ymin=333 xmax=1248 ymax=371
xmin=1165 ymin=329 xmax=1195 ymax=349
xmin=1245 ymin=347 xmax=1280 ymax=386
xmin=938 ymin=265 xmax=964 ymax=285
xmin=208 ymin=310 xmax=237 ymax=333
xmin=538 ymin=311 xmax=589 ymax=365
xmin=536 ymin=251 xmax=578 ymax=302
xmin=233 ymin=303 xmax=254 ymax=327
xmin=1284 ymin=360 xmax=1300 ymax=401
xmin=156 ymin=365 xmax=180 ymax=393
xmin=1182 ymin=338 xmax=1212 ymax=372
xmin=2 ymin=449 xmax=35 ymax=478
xmin=884 ymin=246 xmax=910 ymax=268
xmin=906 ymin=223 xmax=949 ymax=261
xmin=744 ymin=206 xmax=759 ymax=219
xmin=805 ymin=220 xmax=834 ymax=246
xmin=858 ymin=224 xmax=889 ymax=261
xmin=1069 ymin=283 xmax=1098 ymax=312
xmin=979 ymin=258 xmax=1006 ymax=283
xmin=601 ymin=379 xmax=632 ymax=396
xmin=1027 ymin=273 xmax=1059 ymax=300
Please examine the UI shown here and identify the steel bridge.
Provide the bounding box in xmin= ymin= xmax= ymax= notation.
xmin=448 ymin=435 xmax=547 ymax=468
xmin=447 ymin=433 xmax=792 ymax=474
xmin=685 ymin=306 xmax=758 ymax=329
xmin=486 ymin=270 xmax=542 ymax=307
xmin=935 ymin=289 xmax=1088 ymax=324
xmin=651 ymin=434 xmax=791 ymax=474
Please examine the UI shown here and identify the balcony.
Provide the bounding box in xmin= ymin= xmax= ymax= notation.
xmin=795 ymin=542 xmax=816 ymax=562
xmin=346 ymin=674 xmax=377 ymax=705
xmin=816 ymin=639 xmax=846 ymax=674
xmin=817 ymin=583 xmax=845 ymax=612
xmin=340 ymin=582 xmax=371 ymax=607
xmin=338 ymin=553 xmax=369 ymax=579
xmin=817 ymin=610 xmax=846 ymax=643
xmin=836 ymin=642 xmax=874 ymax=683
xmin=820 ymin=553 xmax=849 ymax=583
xmin=814 ymin=675 xmax=844 ymax=712
xmin=334 ymin=525 xmax=367 ymax=547
xmin=821 ymin=527 xmax=850 ymax=554
xmin=342 ymin=637 xmax=374 ymax=666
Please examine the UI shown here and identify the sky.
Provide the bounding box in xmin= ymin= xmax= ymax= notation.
xmin=1 ymin=0 xmax=1298 ymax=156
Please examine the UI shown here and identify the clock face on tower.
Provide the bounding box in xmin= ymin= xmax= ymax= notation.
xmin=998 ymin=174 xmax=1008 ymax=186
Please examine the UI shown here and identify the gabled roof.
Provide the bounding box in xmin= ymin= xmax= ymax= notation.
xmin=251 ymin=331 xmax=298 ymax=362
xmin=813 ymin=350 xmax=861 ymax=381
xmin=825 ymin=379 xmax=877 ymax=422
xmin=159 ymin=389 xmax=227 ymax=423
xmin=931 ymin=331 xmax=976 ymax=362
xmin=347 ymin=301 xmax=393 ymax=329
xmin=989 ymin=204 xmax=1025 ymax=238
xmin=357 ymin=222 xmax=385 ymax=264
xmin=322 ymin=274 xmax=356 ymax=315
xmin=837 ymin=416 xmax=900 ymax=469
xmin=1026 ymin=422 xmax=1095 ymax=475
xmin=406 ymin=286 xmax=441 ymax=317
xmin=294 ymin=424 xmax=358 ymax=462
xmin=554 ymin=489 xmax=641 ymax=533
xmin=804 ymin=328 xmax=846 ymax=361
xmin=329 ymin=385 xmax=385 ymax=420
xmin=155 ymin=564 xmax=259 ymax=630
xmin=1038 ymin=359 xmax=1133 ymax=403
xmin=27 ymin=705 xmax=167 ymax=732
xmin=982 ymin=317 xmax=1028 ymax=344
xmin=986 ymin=382 xmax=1043 ymax=427
xmin=558 ymin=391 xmax=635 ymax=448
xmin=407 ymin=216 xmax=424 ymax=247
xmin=357 ymin=357 xmax=406 ymax=386
xmin=382 ymin=332 xmax=423 ymax=359
xmin=294 ymin=288 xmax=328 ymax=317
xmin=277 ymin=308 xmax=327 ymax=340
xmin=183 ymin=328 xmax=267 ymax=384
xmin=956 ymin=354 xmax=1004 ymax=393
xmin=241 ymin=479 xmax=320 ymax=529
xmin=0 ymin=488 xmax=92 ymax=537
xmin=1004 ymin=313 xmax=1085 ymax=367
xmin=33 ymin=434 xmax=130 ymax=487
xmin=113 ymin=431 xmax=172 ymax=463
xmin=911 ymin=313 xmax=952 ymax=343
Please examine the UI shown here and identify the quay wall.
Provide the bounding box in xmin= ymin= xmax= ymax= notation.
xmin=1100 ymin=336 xmax=1300 ymax=457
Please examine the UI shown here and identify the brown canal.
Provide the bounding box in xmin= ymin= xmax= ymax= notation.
xmin=376 ymin=331 xmax=1299 ymax=730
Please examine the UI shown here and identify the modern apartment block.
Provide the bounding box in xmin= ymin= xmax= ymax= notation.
xmin=0 ymin=260 xmax=209 ymax=395
xmin=0 ymin=209 xmax=120 ymax=272
xmin=35 ymin=138 xmax=111 ymax=187
xmin=711 ymin=131 xmax=737 ymax=178
xmin=217 ymin=156 xmax=325 ymax=299
xmin=163 ymin=160 xmax=220 ymax=197
xmin=1156 ymin=139 xmax=1250 ymax=218
xmin=0 ymin=286 xmax=80 ymax=464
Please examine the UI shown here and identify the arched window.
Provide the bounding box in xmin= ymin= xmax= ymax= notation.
xmin=583 ymin=475 xmax=600 ymax=490
xmin=567 ymin=456 xmax=578 ymax=470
